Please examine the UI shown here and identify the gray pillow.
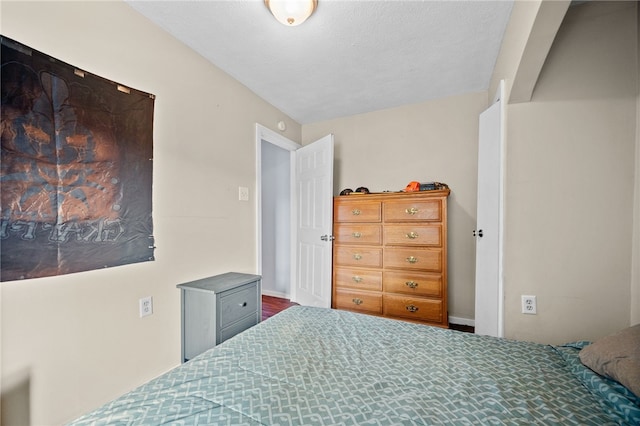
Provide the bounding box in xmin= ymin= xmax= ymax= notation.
xmin=579 ymin=324 xmax=640 ymax=398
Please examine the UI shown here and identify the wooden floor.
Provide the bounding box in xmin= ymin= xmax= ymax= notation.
xmin=262 ymin=295 xmax=299 ymax=321
xmin=261 ymin=295 xmax=474 ymax=333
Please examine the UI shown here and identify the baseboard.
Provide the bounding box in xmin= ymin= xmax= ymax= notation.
xmin=449 ymin=316 xmax=475 ymax=327
xmin=261 ymin=295 xmax=475 ymax=326
xmin=261 ymin=289 xmax=290 ymax=299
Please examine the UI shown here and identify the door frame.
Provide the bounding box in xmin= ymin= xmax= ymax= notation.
xmin=494 ymin=81 xmax=506 ymax=338
xmin=497 ymin=82 xmax=506 ymax=337
xmin=255 ymin=124 xmax=300 ymax=297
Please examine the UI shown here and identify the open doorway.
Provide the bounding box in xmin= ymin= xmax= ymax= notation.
xmin=256 ymin=124 xmax=335 ymax=306
xmin=256 ymin=125 xmax=300 ymax=299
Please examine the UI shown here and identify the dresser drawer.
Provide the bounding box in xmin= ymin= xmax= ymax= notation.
xmin=383 ymin=271 xmax=442 ymax=297
xmin=334 ymin=224 xmax=382 ymax=245
xmin=335 ymin=290 xmax=382 ymax=314
xmin=334 ymin=246 xmax=383 ymax=268
xmin=384 ymin=247 xmax=442 ymax=272
xmin=218 ymin=282 xmax=259 ymax=328
xmin=383 ymin=199 xmax=442 ymax=222
xmin=383 ymin=224 xmax=442 ymax=246
xmin=383 ymin=294 xmax=442 ymax=322
xmin=334 ymin=200 xmax=381 ymax=222
xmin=334 ymin=267 xmax=382 ymax=291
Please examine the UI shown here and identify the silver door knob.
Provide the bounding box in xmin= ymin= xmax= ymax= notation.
xmin=320 ymin=235 xmax=335 ymax=241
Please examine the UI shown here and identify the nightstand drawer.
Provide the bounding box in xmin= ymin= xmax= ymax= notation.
xmin=219 ymin=282 xmax=259 ymax=328
xmin=219 ymin=314 xmax=258 ymax=344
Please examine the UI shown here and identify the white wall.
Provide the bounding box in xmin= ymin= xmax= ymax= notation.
xmin=503 ymin=1 xmax=638 ymax=344
xmin=303 ymin=92 xmax=488 ymax=322
xmin=0 ymin=1 xmax=300 ymax=424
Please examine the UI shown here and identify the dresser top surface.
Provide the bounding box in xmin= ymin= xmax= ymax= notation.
xmin=333 ymin=189 xmax=450 ymax=201
xmin=177 ymin=272 xmax=261 ymax=293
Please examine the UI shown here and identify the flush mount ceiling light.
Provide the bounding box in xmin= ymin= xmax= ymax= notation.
xmin=265 ymin=0 xmax=317 ymax=26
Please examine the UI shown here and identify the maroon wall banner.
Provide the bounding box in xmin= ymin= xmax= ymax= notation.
xmin=1 ymin=36 xmax=155 ymax=281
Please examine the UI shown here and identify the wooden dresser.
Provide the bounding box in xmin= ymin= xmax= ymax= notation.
xmin=332 ymin=189 xmax=450 ymax=327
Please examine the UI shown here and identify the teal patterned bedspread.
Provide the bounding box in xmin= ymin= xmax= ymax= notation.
xmin=69 ymin=307 xmax=637 ymax=425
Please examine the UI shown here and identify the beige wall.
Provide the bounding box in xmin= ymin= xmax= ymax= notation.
xmin=489 ymin=0 xmax=543 ymax=104
xmin=502 ymin=1 xmax=638 ymax=344
xmin=632 ymin=2 xmax=640 ymax=325
xmin=303 ymin=92 xmax=488 ymax=322
xmin=0 ymin=1 xmax=300 ymax=424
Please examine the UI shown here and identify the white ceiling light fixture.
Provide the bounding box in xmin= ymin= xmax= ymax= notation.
xmin=265 ymin=0 xmax=317 ymax=26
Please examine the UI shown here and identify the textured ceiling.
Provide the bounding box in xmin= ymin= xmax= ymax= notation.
xmin=126 ymin=0 xmax=514 ymax=124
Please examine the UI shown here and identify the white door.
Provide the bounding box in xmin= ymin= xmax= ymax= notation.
xmin=474 ymin=82 xmax=505 ymax=337
xmin=291 ymin=134 xmax=334 ymax=307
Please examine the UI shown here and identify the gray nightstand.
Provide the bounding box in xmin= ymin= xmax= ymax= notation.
xmin=177 ymin=272 xmax=261 ymax=363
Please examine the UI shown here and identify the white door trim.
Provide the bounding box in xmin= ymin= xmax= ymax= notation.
xmin=496 ymin=80 xmax=506 ymax=338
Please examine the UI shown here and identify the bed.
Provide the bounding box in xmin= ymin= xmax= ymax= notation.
xmin=69 ymin=306 xmax=639 ymax=425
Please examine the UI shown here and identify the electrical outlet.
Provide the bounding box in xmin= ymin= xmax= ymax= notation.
xmin=521 ymin=295 xmax=537 ymax=314
xmin=238 ymin=186 xmax=249 ymax=201
xmin=139 ymin=296 xmax=153 ymax=318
